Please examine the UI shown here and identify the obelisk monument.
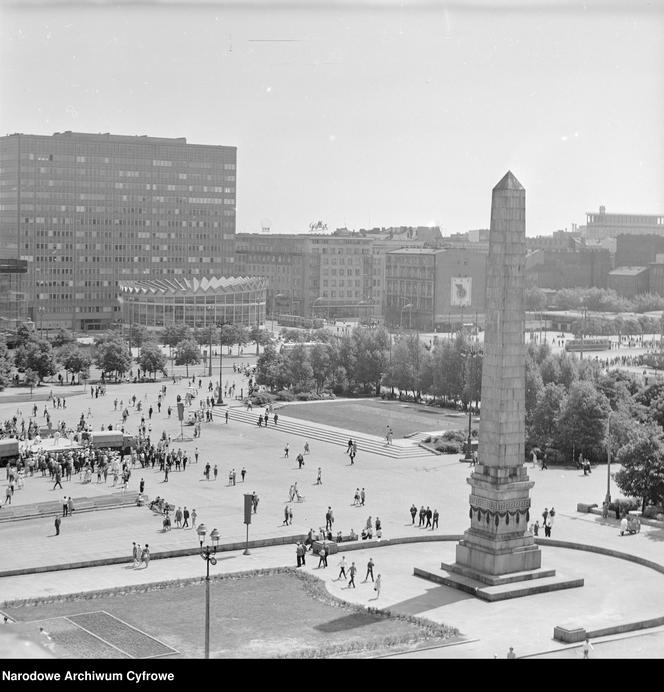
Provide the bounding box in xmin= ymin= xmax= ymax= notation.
xmin=452 ymin=170 xmax=541 ymax=576
xmin=416 ymin=172 xmax=583 ymax=599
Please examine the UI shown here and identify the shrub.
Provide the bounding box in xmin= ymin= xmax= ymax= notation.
xmin=276 ymin=389 xmax=296 ymax=402
xmin=249 ymin=392 xmax=275 ymax=406
xmin=435 ymin=441 xmax=461 ymax=454
xmin=643 ymin=506 xmax=664 ymax=519
xmin=441 ymin=430 xmax=466 ymax=443
xmin=609 ymin=498 xmax=641 ymax=514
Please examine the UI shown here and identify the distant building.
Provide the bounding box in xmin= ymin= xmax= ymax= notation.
xmin=525 ymin=247 xmax=611 ymax=290
xmin=0 ymin=131 xmax=237 ymax=331
xmin=583 ymin=205 xmax=664 ymax=241
xmin=0 ymin=258 xmax=28 ymax=332
xmin=118 ymin=276 xmax=266 ymax=329
xmin=526 ymin=231 xmax=581 ymax=252
xmin=648 ymin=255 xmax=664 ymax=297
xmin=607 ymin=266 xmax=649 ymax=298
xmin=615 ymin=234 xmax=664 ymax=268
xmin=384 ymin=246 xmax=488 ymax=331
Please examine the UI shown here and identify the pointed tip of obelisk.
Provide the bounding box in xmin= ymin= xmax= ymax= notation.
xmin=493 ymin=170 xmax=524 ymax=192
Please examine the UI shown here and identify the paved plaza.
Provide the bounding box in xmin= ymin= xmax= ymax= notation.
xmin=1 ymin=357 xmax=663 ymax=658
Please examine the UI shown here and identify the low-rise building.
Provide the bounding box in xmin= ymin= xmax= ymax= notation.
xmin=607 ymin=266 xmax=649 ymax=299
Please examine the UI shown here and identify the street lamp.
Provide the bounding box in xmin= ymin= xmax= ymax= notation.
xmin=605 ymin=412 xmax=613 ymax=508
xmin=197 ymin=523 xmax=218 ymax=659
xmin=217 ymin=321 xmax=231 ymax=405
xmin=205 ymin=306 xmax=214 ymax=377
xmin=461 ymin=347 xmax=482 ymax=462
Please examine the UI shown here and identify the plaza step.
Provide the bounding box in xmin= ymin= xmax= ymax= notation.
xmin=0 ymin=491 xmax=140 ymax=523
xmin=214 ymin=407 xmax=436 ymax=460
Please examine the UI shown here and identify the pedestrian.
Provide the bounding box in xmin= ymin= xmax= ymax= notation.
xmin=274 ymin=412 xmax=278 ymax=425
xmin=425 ymin=506 xmax=432 ymax=528
xmin=141 ymin=544 xmax=150 ymax=568
xmin=348 ymin=561 xmax=357 ymax=588
xmin=418 ymin=505 xmax=425 ymax=527
xmin=533 ymin=520 xmax=540 ymax=536
xmin=183 ymin=506 xmax=190 ymax=528
xmin=410 ymin=503 xmax=417 ymax=524
xmin=374 ymin=574 xmax=381 ymax=598
xmin=191 ymin=509 xmax=197 ymax=526
xmin=318 ymin=546 xmax=327 ymax=568
xmin=349 ymin=448 xmax=355 ymax=465
xmin=304 ymin=441 xmax=310 ymax=455
xmin=175 ymin=506 xmax=183 ymax=528
xmin=364 ymin=557 xmax=375 ymax=582
xmin=204 ymin=463 xmax=210 ymax=480
xmin=252 ymin=492 xmax=259 ymax=513
xmin=241 ymin=466 xmax=246 ymax=482
xmin=337 ymin=555 xmax=347 ymax=580
xmin=283 ymin=505 xmax=290 ymax=526
xmin=375 ymin=517 xmax=381 ymax=533
xmin=54 ymin=515 xmax=61 ymax=536
xmin=214 ymin=464 xmax=218 ymax=481
xmin=346 ymin=439 xmax=353 ymax=454
xmin=288 ymin=506 xmax=293 ymax=525
xmin=325 ymin=506 xmax=334 ymax=531
xmin=225 ymin=409 xmax=229 ymax=424
xmin=4 ymin=485 xmax=11 ymax=504
xmin=432 ymin=509 xmax=439 ymax=530
xmin=195 ymin=447 xmax=199 ymax=464
xmin=360 ymin=488 xmax=366 ymax=506
xmin=132 ymin=542 xmax=140 ymax=567
xmin=316 ymin=467 xmax=322 ymax=485
xmin=582 ymin=637 xmax=593 ymax=659
xmin=284 ymin=443 xmax=289 ymax=459
xmin=545 ymin=515 xmax=553 ymax=538
xmin=296 ymin=542 xmax=304 ymax=567
xmin=353 ymin=488 xmax=360 ymax=506
xmin=139 ymin=478 xmax=145 ymax=494
xmin=507 ymin=647 xmax=516 ymax=659
xmin=62 ymin=496 xmax=68 ymax=517
xmin=541 ymin=453 xmax=548 ymax=470
xmin=67 ymin=496 xmax=74 ymax=516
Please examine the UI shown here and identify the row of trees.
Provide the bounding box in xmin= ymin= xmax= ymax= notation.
xmin=526 ymin=285 xmax=664 ymax=315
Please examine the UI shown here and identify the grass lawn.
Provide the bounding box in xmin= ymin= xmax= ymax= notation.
xmin=5 ymin=570 xmax=456 ymax=658
xmin=281 ymin=398 xmax=479 ymax=439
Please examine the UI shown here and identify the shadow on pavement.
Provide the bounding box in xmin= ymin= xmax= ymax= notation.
xmin=314 ymin=611 xmax=383 ymax=633
xmin=386 ymin=583 xmax=472 ymax=616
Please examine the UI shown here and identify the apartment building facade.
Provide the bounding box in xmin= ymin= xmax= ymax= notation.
xmin=0 ymin=131 xmax=236 ymax=331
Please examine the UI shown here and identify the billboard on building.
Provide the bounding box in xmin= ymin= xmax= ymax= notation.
xmin=450 ymin=277 xmax=472 ymax=307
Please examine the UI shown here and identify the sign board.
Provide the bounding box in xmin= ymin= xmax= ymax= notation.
xmin=243 ymin=494 xmax=253 ymax=525
xmin=177 ymin=402 xmax=185 ymax=422
xmin=450 ymin=277 xmax=472 ymax=307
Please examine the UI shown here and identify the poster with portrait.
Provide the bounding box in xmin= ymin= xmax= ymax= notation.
xmin=450 ymin=277 xmax=472 ymax=307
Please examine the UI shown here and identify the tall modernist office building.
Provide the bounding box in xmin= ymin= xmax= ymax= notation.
xmin=0 ymin=131 xmax=236 ymax=331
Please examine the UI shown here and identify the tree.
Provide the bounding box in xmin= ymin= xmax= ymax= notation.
xmin=94 ymin=338 xmax=132 ymax=380
xmin=0 ymin=339 xmax=13 ymax=390
xmin=430 ymin=338 xmax=465 ymax=404
xmin=128 ymin=324 xmax=149 ymax=349
xmin=383 ymin=336 xmax=420 ymax=396
xmin=249 ymin=325 xmax=273 ymax=356
xmin=219 ymin=323 xmax=236 ymax=355
xmin=233 ymin=325 xmax=250 ymax=356
xmin=349 ymin=327 xmax=390 ymax=395
xmin=15 ymin=340 xmax=57 ymax=383
xmin=525 ymin=355 xmax=544 ymax=429
xmin=615 ymin=423 xmax=664 ymax=513
xmin=24 ymin=368 xmax=39 ymax=396
xmin=138 ymin=341 xmax=167 ymax=379
xmin=161 ymin=325 xmax=191 ymax=365
xmin=58 ymin=344 xmax=92 ymax=384
xmin=284 ymin=345 xmax=314 ymax=391
xmin=462 ymin=350 xmax=483 ymax=408
xmin=15 ymin=322 xmax=38 ymax=348
xmin=174 ymin=339 xmax=200 ymax=377
xmin=529 ymin=383 xmax=566 ymax=450
xmin=554 ymin=380 xmax=610 ymax=462
xmin=309 ymin=342 xmax=334 ymax=393
xmin=51 ymin=328 xmax=75 ymax=348
xmin=255 ymin=344 xmax=288 ymax=391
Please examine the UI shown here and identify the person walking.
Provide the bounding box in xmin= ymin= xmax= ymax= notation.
xmin=191 ymin=508 xmax=197 ymax=527
xmin=141 ymin=544 xmax=150 ymax=568
xmin=182 ymin=506 xmax=190 ymax=528
xmin=67 ymin=497 xmax=74 ymax=516
xmin=337 ymin=555 xmax=347 ymax=581
xmin=175 ymin=506 xmax=183 ymax=528
xmin=346 ymin=439 xmax=353 ymax=454
xmin=432 ymin=508 xmax=439 ymax=530
xmin=241 ymin=467 xmax=246 ymax=482
xmin=296 ymin=542 xmax=304 ymax=567
xmin=348 ymin=561 xmax=357 ymax=588
xmin=273 ymin=412 xmax=278 ymax=425
xmin=315 ymin=467 xmax=322 ymax=485
xmin=252 ymin=492 xmax=259 ymax=514
xmin=425 ymin=506 xmax=432 ymax=528
xmin=284 ymin=443 xmax=289 ymax=459
xmin=132 ymin=542 xmax=140 ymax=567
xmin=225 ymin=409 xmax=229 ymax=424
xmin=52 ymin=471 xmax=63 ymax=490
xmin=418 ymin=505 xmax=426 ymax=527
xmin=325 ymin=507 xmax=334 ymax=531
xmin=288 ymin=506 xmax=293 ymax=525
xmin=410 ymin=504 xmax=417 ymax=524
xmin=582 ymin=637 xmax=594 ymax=659
xmin=213 ymin=465 xmax=218 ymax=481
xmin=304 ymin=441 xmax=310 ymax=455
xmin=364 ymin=557 xmax=375 ymax=582
xmin=506 ymin=647 xmax=516 ymax=659
xmin=318 ymin=546 xmax=327 ymax=568
xmin=54 ymin=515 xmax=61 ymax=536
xmin=139 ymin=478 xmax=145 ymax=494
xmin=62 ymin=496 xmax=68 ymax=517
xmin=373 ymin=574 xmax=382 ymax=599
xmin=360 ymin=488 xmax=366 ymax=506
xmin=204 ymin=463 xmax=210 ymax=481
xmin=297 ymin=453 xmax=304 ymax=469
xmin=283 ymin=505 xmax=290 ymax=526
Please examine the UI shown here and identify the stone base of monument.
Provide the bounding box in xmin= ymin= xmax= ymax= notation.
xmin=414 ymin=562 xmax=584 ymax=602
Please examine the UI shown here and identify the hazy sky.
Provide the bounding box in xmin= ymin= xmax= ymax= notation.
xmin=1 ymin=0 xmax=662 ymax=236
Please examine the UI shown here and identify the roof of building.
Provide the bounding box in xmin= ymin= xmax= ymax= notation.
xmin=118 ymin=276 xmax=267 ymax=295
xmin=608 ymin=266 xmax=649 ymax=276
xmin=493 ymin=170 xmax=524 ymax=192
